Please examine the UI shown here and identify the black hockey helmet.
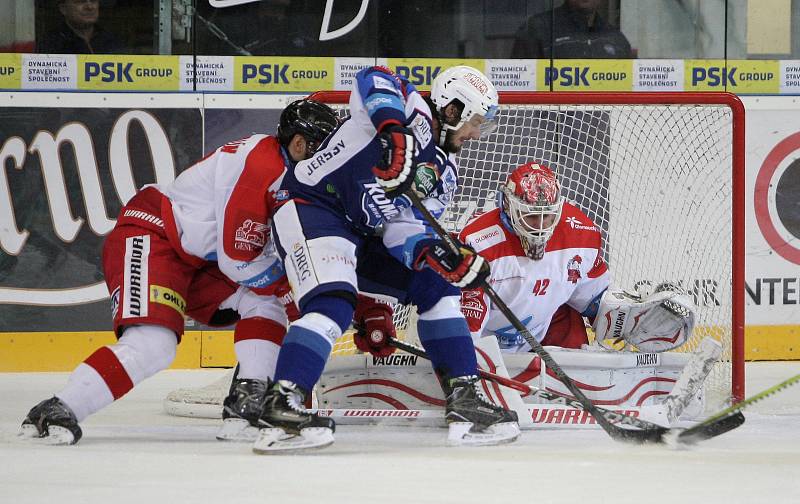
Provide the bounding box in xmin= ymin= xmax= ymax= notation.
xmin=277 ymin=99 xmax=338 ymax=147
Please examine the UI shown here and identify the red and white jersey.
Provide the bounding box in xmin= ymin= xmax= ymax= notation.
xmin=459 ymin=202 xmax=610 ymax=352
xmin=152 ymin=135 xmax=288 ymax=293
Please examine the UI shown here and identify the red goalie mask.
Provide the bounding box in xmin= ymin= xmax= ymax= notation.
xmin=500 ymin=162 xmax=563 ymax=260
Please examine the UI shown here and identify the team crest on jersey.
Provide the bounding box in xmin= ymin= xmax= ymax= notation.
xmin=460 ymin=289 xmax=487 ymax=325
xmin=235 ymin=219 xmax=269 ymax=251
xmin=566 ymin=255 xmax=582 ymax=283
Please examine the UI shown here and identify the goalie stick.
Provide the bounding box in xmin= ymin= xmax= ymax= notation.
xmin=672 ymin=373 xmax=800 ymax=445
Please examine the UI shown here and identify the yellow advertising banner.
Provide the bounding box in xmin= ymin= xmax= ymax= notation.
xmin=0 ymin=53 xmax=21 ymax=89
xmin=77 ymin=55 xmax=180 ymax=91
xmin=685 ymin=59 xmax=730 ymax=91
xmin=382 ymin=58 xmax=485 ymax=90
xmin=725 ymin=60 xmax=780 ymax=94
xmin=0 ymin=54 xmax=796 ymax=94
xmin=685 ymin=59 xmax=779 ymax=93
xmin=233 ymin=56 xmax=334 ymax=92
xmin=544 ymin=59 xmax=633 ymax=91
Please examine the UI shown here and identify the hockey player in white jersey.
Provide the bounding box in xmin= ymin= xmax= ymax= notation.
xmin=458 ymin=161 xmax=696 ymax=354
xmin=18 ymin=99 xmax=339 ymax=445
xmin=253 ymin=65 xmax=520 ymax=452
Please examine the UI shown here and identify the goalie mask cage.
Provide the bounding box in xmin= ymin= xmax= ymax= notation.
xmin=312 ymin=90 xmax=745 ymax=406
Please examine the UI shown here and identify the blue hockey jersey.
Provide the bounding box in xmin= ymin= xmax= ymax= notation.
xmin=280 ymin=66 xmax=458 ymax=267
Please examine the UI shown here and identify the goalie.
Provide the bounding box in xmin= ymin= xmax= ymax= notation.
xmin=347 ymin=161 xmax=710 ymax=428
xmin=458 ymin=161 xmax=696 ymax=354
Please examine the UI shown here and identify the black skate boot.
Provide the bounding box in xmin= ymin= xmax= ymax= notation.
xmin=252 ymin=380 xmax=335 ymax=454
xmin=216 ymin=377 xmax=271 ymax=442
xmin=19 ymin=397 xmax=83 ymax=445
xmin=443 ymin=375 xmax=520 ymax=446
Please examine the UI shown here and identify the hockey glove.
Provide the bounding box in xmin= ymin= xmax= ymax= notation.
xmin=593 ymin=289 xmax=695 ymax=352
xmin=373 ymin=125 xmax=416 ymax=198
xmin=353 ymin=295 xmax=396 ymax=358
xmin=416 ymin=240 xmax=490 ymax=289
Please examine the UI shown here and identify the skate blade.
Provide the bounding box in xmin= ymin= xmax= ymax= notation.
xmin=18 ymin=424 xmax=77 ymax=445
xmin=252 ymin=426 xmax=334 ymax=454
xmin=446 ymin=421 xmax=521 ymax=447
xmin=216 ymin=418 xmax=259 ymax=442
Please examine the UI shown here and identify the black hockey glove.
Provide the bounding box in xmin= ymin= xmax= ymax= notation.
xmin=415 ymin=239 xmax=490 ymax=289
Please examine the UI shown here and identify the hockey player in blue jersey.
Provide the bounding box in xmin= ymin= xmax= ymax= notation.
xmin=253 ymin=66 xmax=520 ymax=453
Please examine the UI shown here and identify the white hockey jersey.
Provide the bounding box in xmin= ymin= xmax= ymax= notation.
xmin=153 ymin=134 xmax=288 ymax=294
xmin=459 ymin=202 xmax=610 ymax=352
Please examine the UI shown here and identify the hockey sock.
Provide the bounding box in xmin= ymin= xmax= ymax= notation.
xmin=234 ymin=317 xmax=286 ymax=381
xmin=273 ymin=313 xmax=343 ymax=392
xmin=57 ymin=324 xmax=177 ymax=421
xmin=416 ymin=296 xmax=479 ymax=378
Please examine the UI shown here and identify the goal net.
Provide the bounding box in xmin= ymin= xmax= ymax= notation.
xmin=316 ymin=90 xmax=745 ymax=407
xmin=164 ymin=91 xmax=745 ymax=417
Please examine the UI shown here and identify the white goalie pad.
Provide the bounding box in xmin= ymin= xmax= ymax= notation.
xmin=315 ymin=343 xmax=709 ymax=430
xmin=593 ymin=289 xmax=696 ymax=352
xmin=163 ymin=369 xmax=233 ymax=419
xmin=163 ymin=340 xmax=716 ymax=430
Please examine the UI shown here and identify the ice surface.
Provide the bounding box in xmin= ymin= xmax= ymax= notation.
xmin=2 ymin=362 xmax=798 ymax=504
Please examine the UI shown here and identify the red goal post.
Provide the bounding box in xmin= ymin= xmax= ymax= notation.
xmin=311 ymin=90 xmax=745 ymax=405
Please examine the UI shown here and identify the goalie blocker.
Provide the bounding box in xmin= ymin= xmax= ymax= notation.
xmin=593 ymin=289 xmax=696 ymax=353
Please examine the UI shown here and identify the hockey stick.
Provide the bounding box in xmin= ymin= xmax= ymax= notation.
xmin=672 ymin=374 xmax=800 ymax=445
xmin=405 ymin=190 xmax=669 ymax=443
xmin=388 ymin=337 xmax=670 ymax=431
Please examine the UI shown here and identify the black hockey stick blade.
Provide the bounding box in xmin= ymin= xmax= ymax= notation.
xmin=674 ymin=411 xmax=745 ymax=446
xmin=673 ymin=373 xmax=800 ymax=446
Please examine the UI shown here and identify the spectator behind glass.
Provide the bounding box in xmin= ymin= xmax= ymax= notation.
xmin=38 ymin=0 xmax=125 ymax=54
xmin=197 ymin=0 xmax=319 ymax=56
xmin=511 ymin=0 xmax=632 ymax=59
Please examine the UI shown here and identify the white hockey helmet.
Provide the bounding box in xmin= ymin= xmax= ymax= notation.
xmin=429 ymin=65 xmax=499 ymax=141
xmin=499 ymin=162 xmax=564 ymax=260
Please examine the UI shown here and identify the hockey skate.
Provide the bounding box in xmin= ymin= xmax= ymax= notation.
xmin=216 ymin=377 xmax=271 ymax=442
xmin=19 ymin=397 xmax=83 ymax=445
xmin=252 ymin=380 xmax=335 ymax=454
xmin=444 ymin=375 xmax=520 ymax=447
